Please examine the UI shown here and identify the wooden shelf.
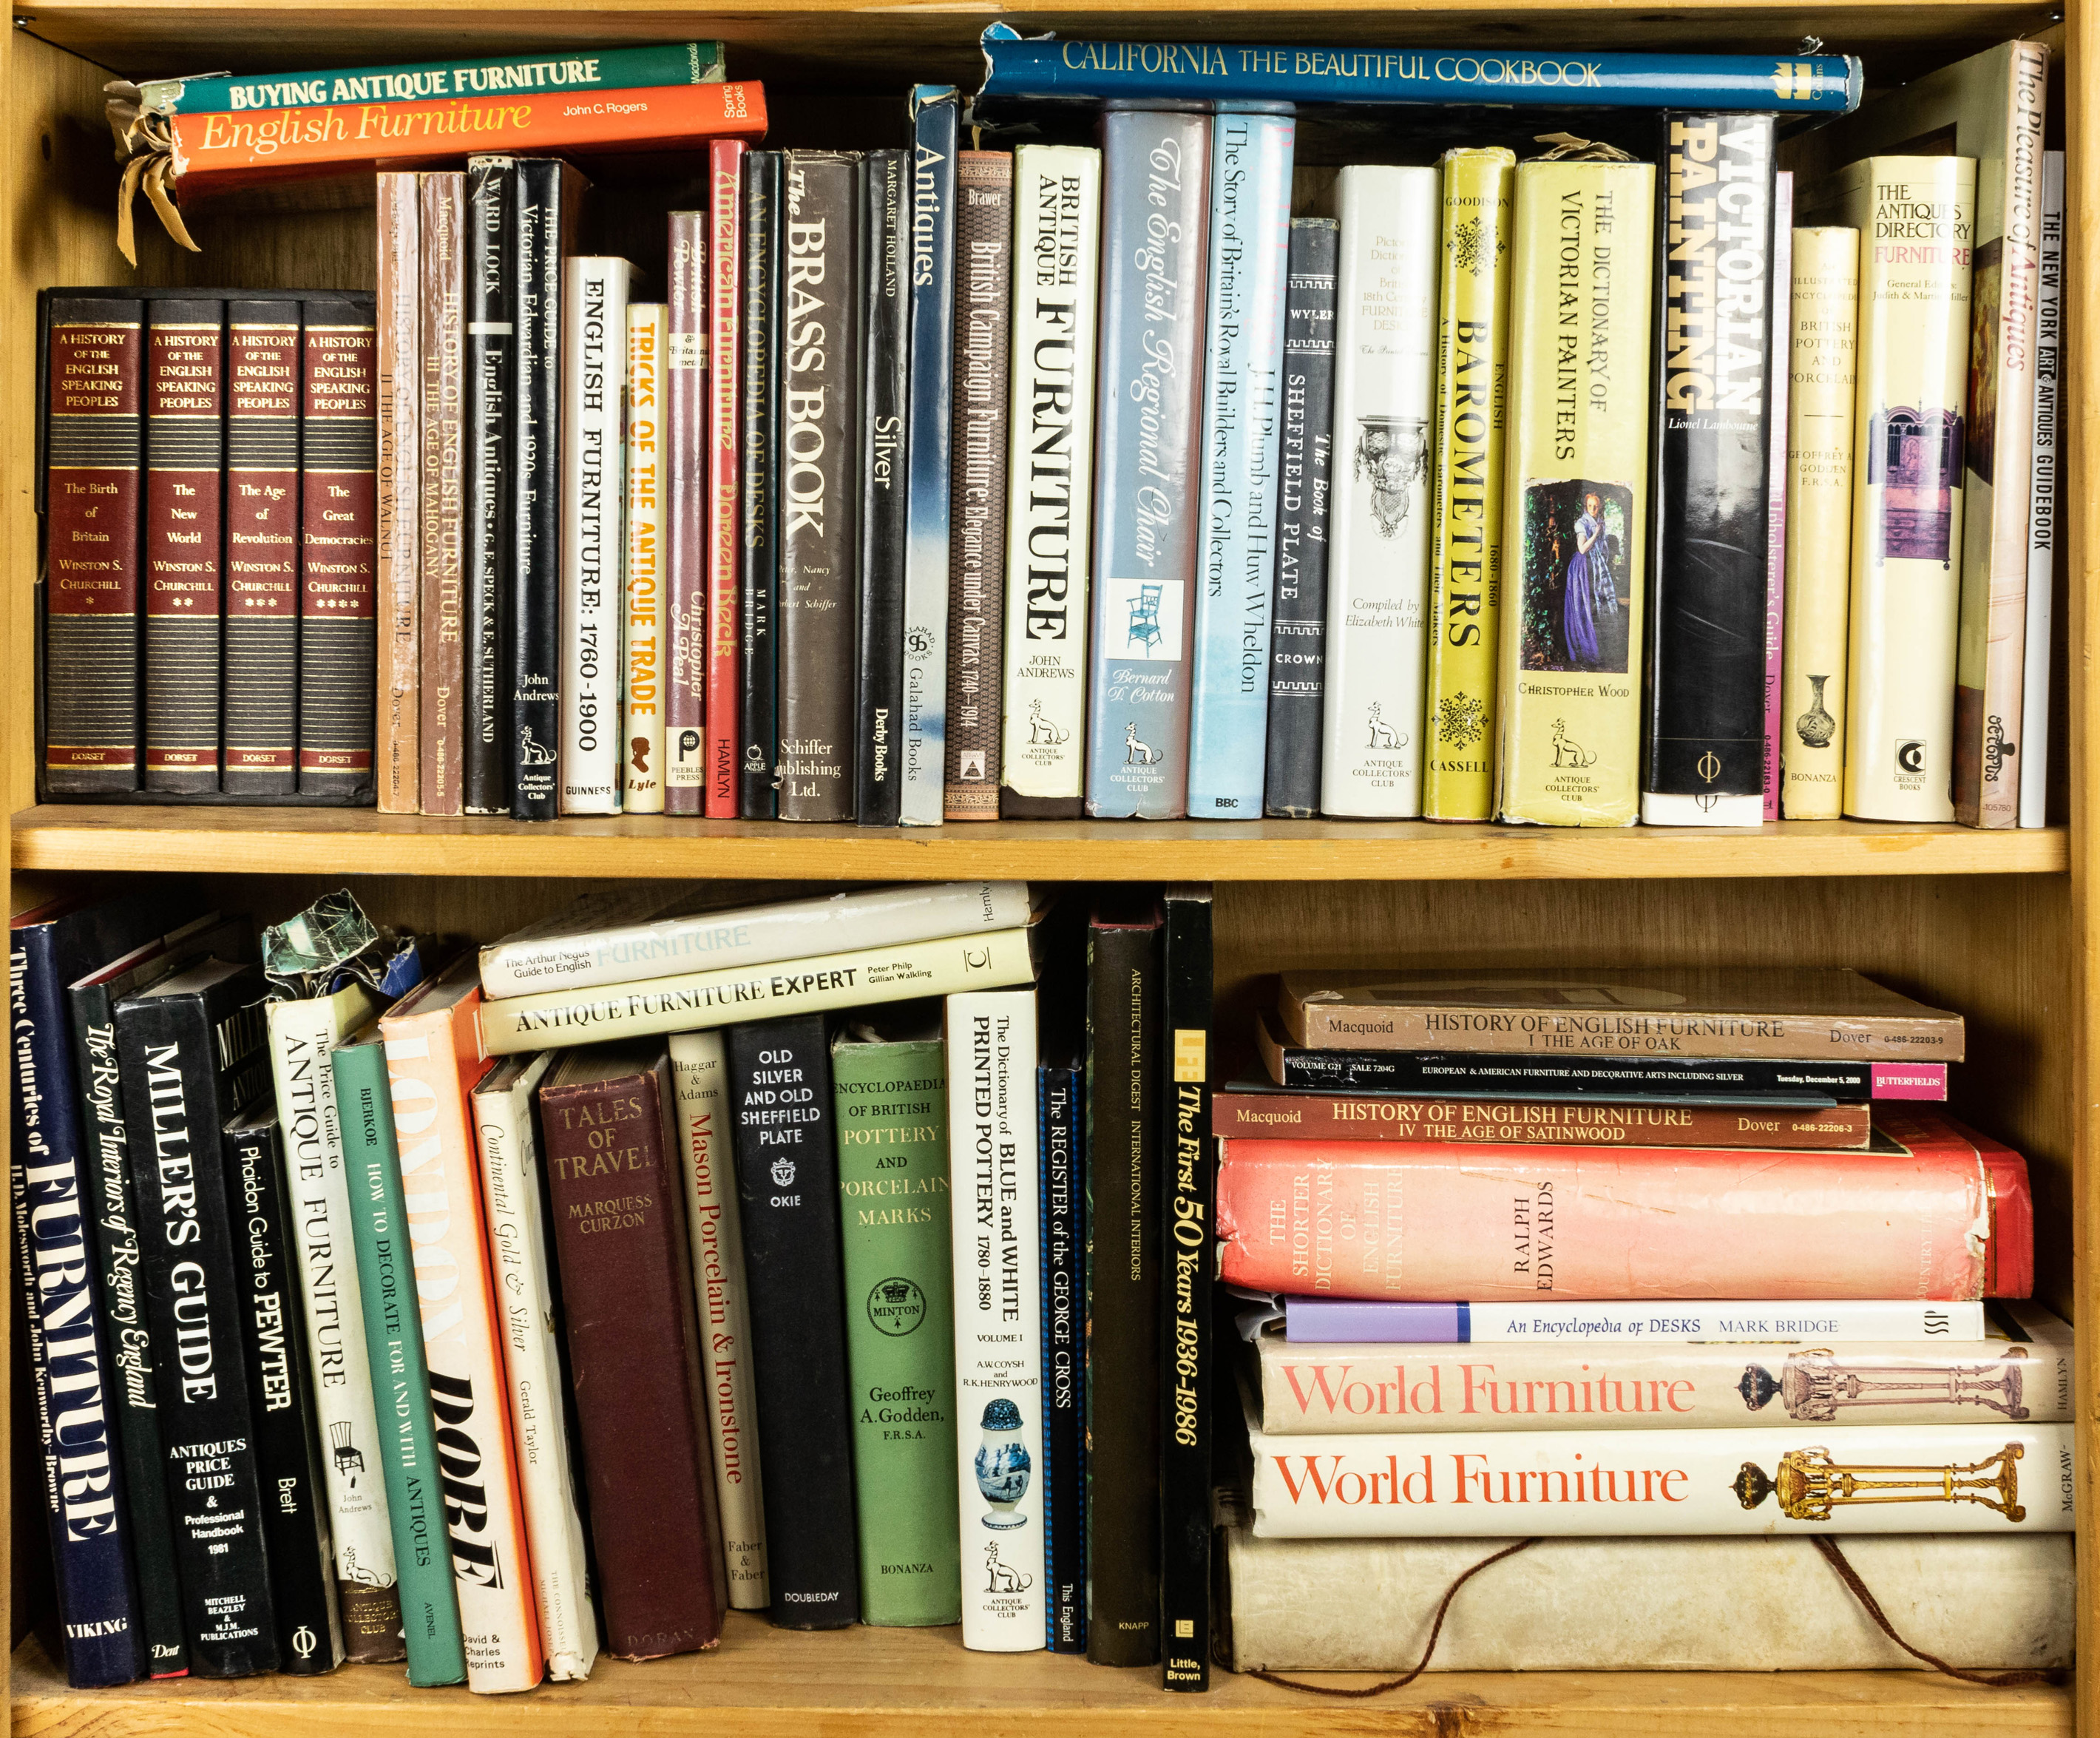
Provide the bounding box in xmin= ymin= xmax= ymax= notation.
xmin=8 ymin=805 xmax=2070 ymax=882
xmin=6 ymin=1624 xmax=2075 ymax=1737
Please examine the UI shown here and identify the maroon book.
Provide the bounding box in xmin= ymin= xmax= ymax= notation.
xmin=223 ymin=299 xmax=302 ymax=794
xmin=665 ymin=207 xmax=708 ymax=814
xmin=540 ymin=1044 xmax=728 ymax=1659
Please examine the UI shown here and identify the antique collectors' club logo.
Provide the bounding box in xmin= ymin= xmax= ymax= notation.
xmin=867 ymin=1276 xmax=927 ymax=1338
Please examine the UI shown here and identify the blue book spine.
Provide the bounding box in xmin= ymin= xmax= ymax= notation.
xmin=1037 ymin=1061 xmax=1085 ymax=1651
xmin=1186 ymin=112 xmax=1295 ymax=819
xmin=977 ymin=25 xmax=1860 ymax=114
xmin=11 ymin=923 xmax=149 ymax=1688
xmin=1085 ymin=111 xmax=1212 ymax=819
xmin=900 ymin=86 xmax=959 ymax=827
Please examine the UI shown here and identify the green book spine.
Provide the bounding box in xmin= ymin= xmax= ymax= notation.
xmin=832 ymin=1032 xmax=961 ymax=1626
xmin=334 ymin=1036 xmax=468 ymax=1687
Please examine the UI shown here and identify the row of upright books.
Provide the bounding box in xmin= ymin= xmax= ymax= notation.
xmin=41 ymin=34 xmax=2062 ymax=827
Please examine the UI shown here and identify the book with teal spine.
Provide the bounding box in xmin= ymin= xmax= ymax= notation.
xmin=831 ymin=1014 xmax=962 ymax=1626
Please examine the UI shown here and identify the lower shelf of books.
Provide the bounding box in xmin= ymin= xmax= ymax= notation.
xmin=6 ymin=1623 xmax=2075 ymax=1737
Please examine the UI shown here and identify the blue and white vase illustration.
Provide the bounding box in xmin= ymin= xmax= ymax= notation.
xmin=973 ymin=1397 xmax=1032 ymax=1529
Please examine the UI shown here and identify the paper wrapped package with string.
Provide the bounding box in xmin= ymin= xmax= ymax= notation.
xmin=102 ymin=44 xmax=765 ymax=262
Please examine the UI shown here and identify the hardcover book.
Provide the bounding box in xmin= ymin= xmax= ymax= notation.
xmin=1273 ymin=1296 xmax=1988 ymax=1343
xmin=739 ymin=149 xmax=783 ymax=817
xmin=706 ymin=141 xmax=748 ymax=816
xmin=1215 ymin=1089 xmax=1872 ymax=1150
xmin=376 ymin=177 xmax=421 ymax=814
xmin=2020 ymin=150 xmax=2063 ymax=829
xmin=626 ymin=300 xmax=668 ymax=813
xmin=462 ymin=155 xmax=514 ymax=816
xmin=665 ymin=208 xmax=709 ymax=811
xmin=1038 ymin=1052 xmax=1085 ymax=1651
xmin=856 ymin=149 xmax=910 ymax=827
xmin=1759 ymin=177 xmax=1793 ymax=819
xmin=419 ymin=171 xmax=468 ymax=816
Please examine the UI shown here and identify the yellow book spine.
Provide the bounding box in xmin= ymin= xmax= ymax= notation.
xmin=1494 ymin=158 xmax=1656 ymax=827
xmin=1423 ymin=147 xmax=1516 ymax=821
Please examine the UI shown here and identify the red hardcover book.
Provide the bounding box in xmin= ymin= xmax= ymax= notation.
xmin=665 ymin=207 xmax=708 ymax=813
xmin=223 ymin=299 xmax=303 ymax=794
xmin=44 ymin=297 xmax=145 ymax=791
xmin=705 ymin=138 xmax=746 ymax=817
xmin=1213 ymin=1089 xmax=1875 ymax=1150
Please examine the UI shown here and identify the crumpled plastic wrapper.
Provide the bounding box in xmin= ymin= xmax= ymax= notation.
xmin=261 ymin=889 xmax=423 ymax=1002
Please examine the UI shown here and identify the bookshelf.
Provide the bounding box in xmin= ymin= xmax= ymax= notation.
xmin=0 ymin=4 xmax=2087 ymax=1737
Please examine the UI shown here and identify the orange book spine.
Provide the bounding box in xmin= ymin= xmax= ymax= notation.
xmin=382 ymin=984 xmax=545 ymax=1692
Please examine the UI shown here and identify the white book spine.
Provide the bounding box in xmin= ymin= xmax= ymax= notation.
xmin=1449 ymin=1298 xmax=1986 ymax=1342
xmin=471 ymin=1054 xmax=600 ymax=1680
xmin=999 ymin=144 xmax=1101 ymax=809
xmin=668 ymin=1029 xmax=771 ymax=1609
xmin=2018 ymin=149 xmax=2062 ymax=828
xmin=1248 ymin=1416 xmax=2076 ymax=1537
xmin=623 ymin=302 xmax=668 ymax=814
xmin=559 ymin=257 xmax=635 ymax=814
xmin=944 ymin=989 xmax=1046 ymax=1650
xmin=1318 ymin=166 xmax=1440 ymax=817
xmin=265 ymin=993 xmax=400 ymax=1609
xmin=479 ymin=879 xmax=1033 ymax=998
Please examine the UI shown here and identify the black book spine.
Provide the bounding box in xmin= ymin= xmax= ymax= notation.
xmin=1270 ymin=1045 xmax=1878 ymax=1102
xmin=115 ymin=978 xmax=280 ymax=1677
xmin=463 ymin=155 xmax=516 ymax=816
xmin=226 ymin=1112 xmax=345 ymax=1674
xmin=1642 ymin=113 xmax=1778 ymax=817
xmin=726 ymin=1014 xmax=859 ymax=1628
xmin=1083 ymin=901 xmax=1162 ymax=1666
xmin=67 ymin=975 xmax=189 ymax=1678
xmin=1038 ymin=1060 xmax=1085 ymax=1653
xmin=1158 ymin=885 xmax=1213 ymax=1691
xmin=739 ymin=150 xmax=782 ymax=817
xmin=856 ymin=149 xmax=910 ymax=827
xmin=1264 ymin=220 xmax=1338 ymax=818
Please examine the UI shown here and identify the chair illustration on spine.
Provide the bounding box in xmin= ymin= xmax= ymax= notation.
xmin=1126 ymin=584 xmax=1164 ymax=654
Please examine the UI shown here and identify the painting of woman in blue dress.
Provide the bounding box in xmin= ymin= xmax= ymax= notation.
xmin=1518 ymin=479 xmax=1633 ymax=674
xmin=1562 ymin=492 xmax=1617 ymax=667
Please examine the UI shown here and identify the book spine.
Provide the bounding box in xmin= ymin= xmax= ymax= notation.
xmin=1186 ymin=116 xmax=1294 ymax=820
xmin=379 ymin=1004 xmax=541 ymax=1690
xmin=44 ymin=298 xmax=145 ymax=792
xmin=1000 ymin=144 xmax=1101 ymax=819
xmin=1263 ymin=220 xmax=1339 ymax=817
xmin=469 ymin=1058 xmax=599 ymax=1679
xmin=1264 ymin=1041 xmax=1900 ymax=1103
xmin=13 ymin=930 xmax=149 ymax=1685
xmin=706 ymin=141 xmax=748 ymax=815
xmin=265 ymin=996 xmax=404 ymax=1663
xmin=462 ymin=155 xmax=515 ymax=816
xmin=739 ymin=151 xmax=782 ymax=816
xmin=333 ymin=1038 xmax=468 ymax=1686
xmin=1288 ymin=999 xmax=1957 ymax=1059
xmin=666 ymin=1031 xmax=770 ymax=1608
xmin=376 ymin=175 xmax=422 ymax=814
xmin=558 ymin=258 xmax=634 ymax=815
xmin=224 ymin=1115 xmax=346 ymax=1673
xmin=222 ymin=301 xmax=302 ymax=793
xmin=726 ymin=1016 xmax=861 ymax=1626
xmin=1159 ymin=887 xmax=1213 ymax=1690
xmin=297 ymin=298 xmax=378 ymax=799
xmin=1641 ymin=115 xmax=1777 ymax=825
xmin=1085 ymin=914 xmax=1160 ymax=1664
xmin=1761 ymin=177 xmax=1793 ymax=819
xmin=141 ymin=300 xmax=226 ymax=793
xmin=1217 ymin=1091 xmax=1871 ymax=1148
xmin=1317 ymin=166 xmax=1440 ymax=817
xmin=539 ymin=1057 xmax=728 ymax=1657
xmin=482 ymin=924 xmax=1038 ymax=1055
xmin=510 ymin=159 xmax=575 ymax=819
xmin=1085 ymin=112 xmax=1210 ymax=818
xmin=1496 ymin=160 xmax=1658 ymax=825
xmin=626 ymin=302 xmax=668 ymax=812
xmin=1779 ymin=228 xmax=1859 ymax=819
xmin=901 ymin=87 xmax=960 ymax=826
xmin=1954 ymin=42 xmax=2049 ymax=828
xmin=1421 ymin=151 xmax=1516 ymax=821
xmin=1038 ymin=1062 xmax=1085 ymax=1651
xmin=114 ymin=994 xmax=279 ymax=1677
xmin=945 ymin=990 xmax=1046 ymax=1650
xmin=1247 ymin=1419 xmax=2073 ymax=1538
xmin=1281 ymin=1296 xmax=1988 ymax=1344
xmin=856 ymin=149 xmax=911 ymax=827
xmin=833 ymin=1035 xmax=961 ymax=1624
xmin=1215 ymin=1136 xmax=1994 ymax=1299
xmin=2019 ymin=152 xmax=2063 ymax=828
xmin=1838 ymin=156 xmax=1975 ymax=822
xmin=419 ymin=172 xmax=468 ymax=815
xmin=777 ymin=152 xmax=861 ymax=822
xmin=665 ymin=209 xmax=709 ymax=810
xmin=944 ymin=151 xmax=1015 ymax=819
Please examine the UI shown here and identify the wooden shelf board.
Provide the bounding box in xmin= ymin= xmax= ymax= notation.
xmin=7 ymin=1626 xmax=2076 ymax=1737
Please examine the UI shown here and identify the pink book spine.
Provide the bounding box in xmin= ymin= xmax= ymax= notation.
xmin=1761 ymin=176 xmax=1794 ymax=820
xmin=705 ymin=139 xmax=746 ymax=818
xmin=1213 ymin=1137 xmax=1988 ymax=1302
xmin=665 ymin=209 xmax=708 ymax=814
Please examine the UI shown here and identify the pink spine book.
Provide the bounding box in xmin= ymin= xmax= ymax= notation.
xmin=1215 ymin=1107 xmax=2028 ymax=1304
xmin=705 ymin=139 xmax=746 ymax=818
xmin=1761 ymin=175 xmax=1794 ymax=819
xmin=665 ymin=209 xmax=708 ymax=814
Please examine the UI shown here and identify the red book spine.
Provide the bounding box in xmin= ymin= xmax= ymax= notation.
xmin=223 ymin=300 xmax=302 ymax=792
xmin=705 ymin=138 xmax=746 ymax=816
xmin=297 ymin=297 xmax=378 ymax=797
xmin=142 ymin=301 xmax=226 ymax=791
xmin=665 ymin=208 xmax=708 ymax=812
xmin=44 ymin=298 xmax=145 ymax=791
xmin=1212 ymin=1092 xmax=1874 ymax=1150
